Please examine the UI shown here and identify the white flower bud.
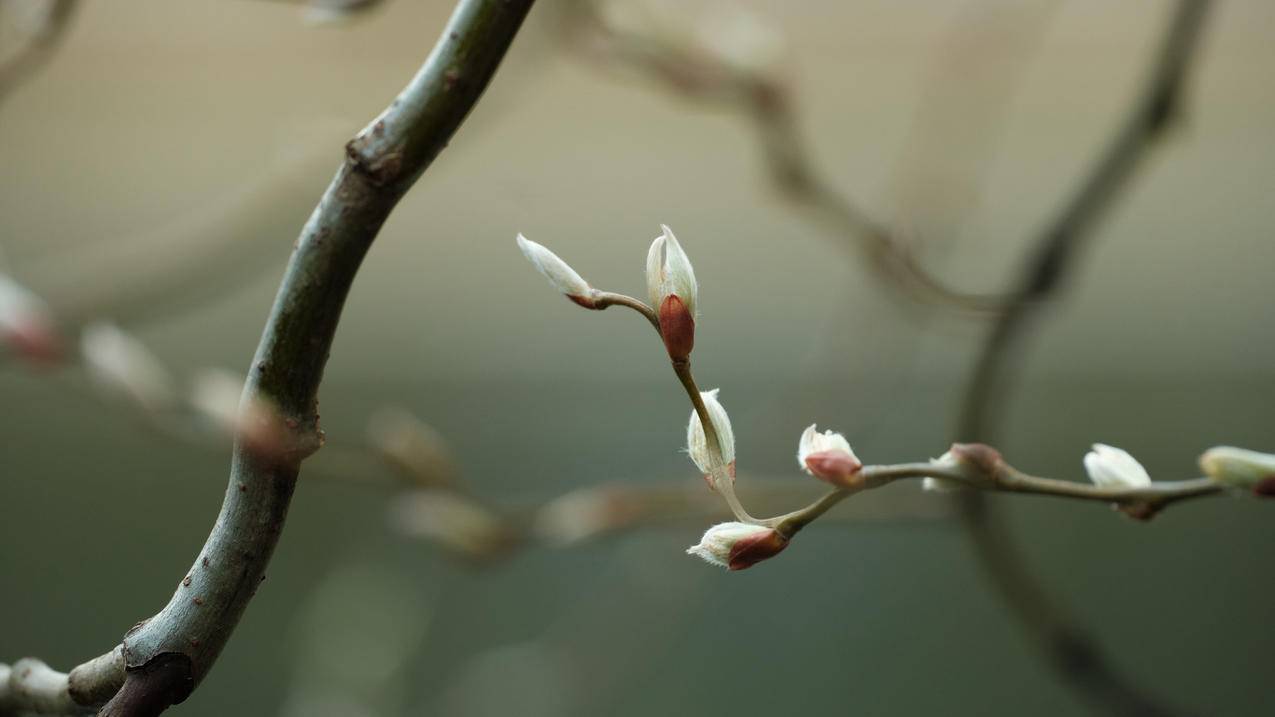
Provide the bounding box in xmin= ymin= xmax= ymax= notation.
xmin=686 ymin=388 xmax=734 ymax=474
xmin=80 ymin=322 xmax=176 ymax=411
xmin=1083 ymin=444 xmax=1151 ymax=489
xmin=686 ymin=521 xmax=787 ymax=570
xmin=516 ymin=234 xmax=595 ymax=307
xmin=645 ymin=225 xmax=698 ymax=317
xmin=1199 ymin=446 xmax=1275 ymax=490
xmin=797 ymin=424 xmax=862 ymax=487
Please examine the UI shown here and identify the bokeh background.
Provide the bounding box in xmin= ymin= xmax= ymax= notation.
xmin=2 ymin=0 xmax=1274 ymax=715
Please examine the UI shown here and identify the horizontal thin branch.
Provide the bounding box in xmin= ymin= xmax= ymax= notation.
xmin=769 ymin=453 xmax=1228 ymax=537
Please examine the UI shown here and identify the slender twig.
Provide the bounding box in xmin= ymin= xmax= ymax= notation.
xmin=393 ymin=473 xmax=950 ymax=562
xmin=768 ymin=459 xmax=1225 ymax=538
xmin=953 ymin=3 xmax=1213 ymax=716
xmin=0 ymin=647 xmax=123 ymax=716
xmin=1 ymin=2 xmax=534 ymax=715
xmin=0 ymin=0 xmax=79 ymax=110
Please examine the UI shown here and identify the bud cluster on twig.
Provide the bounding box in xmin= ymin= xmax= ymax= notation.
xmin=517 ymin=225 xmax=1275 ymax=570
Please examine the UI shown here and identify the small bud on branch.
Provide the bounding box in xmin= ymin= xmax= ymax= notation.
xmin=686 ymin=521 xmax=787 ymax=570
xmin=1199 ymin=446 xmax=1275 ymax=493
xmin=686 ymin=388 xmax=735 ymax=480
xmin=516 ymin=233 xmax=597 ymax=308
xmin=796 ymin=424 xmax=861 ymax=489
xmin=1084 ymin=444 xmax=1152 ymax=489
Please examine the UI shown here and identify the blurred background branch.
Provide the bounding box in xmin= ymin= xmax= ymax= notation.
xmin=953 ymin=2 xmax=1213 ymax=715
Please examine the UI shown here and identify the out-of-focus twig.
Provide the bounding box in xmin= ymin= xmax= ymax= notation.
xmin=391 ymin=473 xmax=950 ymax=563
xmin=558 ymin=0 xmax=1008 ymax=313
xmin=0 ymin=0 xmax=78 ymax=111
xmin=953 ymin=3 xmax=1213 ymax=716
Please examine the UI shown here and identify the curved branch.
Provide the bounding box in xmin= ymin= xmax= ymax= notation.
xmin=953 ymin=2 xmax=1213 ymax=716
xmin=36 ymin=1 xmax=539 ymax=714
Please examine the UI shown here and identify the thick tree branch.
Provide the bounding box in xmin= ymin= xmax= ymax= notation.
xmin=10 ymin=1 xmax=539 ymax=715
xmin=953 ymin=2 xmax=1213 ymax=716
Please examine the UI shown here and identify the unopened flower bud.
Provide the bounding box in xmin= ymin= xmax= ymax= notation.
xmin=0 ymin=274 xmax=62 ymax=364
xmin=533 ymin=485 xmax=638 ymax=545
xmin=922 ymin=443 xmax=1003 ymax=492
xmin=1199 ymin=446 xmax=1275 ymax=494
xmin=366 ymin=407 xmax=457 ymax=488
xmin=390 ymin=490 xmax=512 ymax=560
xmin=646 ymin=225 xmax=698 ymax=359
xmin=796 ymin=424 xmax=861 ymax=488
xmin=516 ymin=233 xmax=597 ymax=308
xmin=1083 ymin=444 xmax=1151 ymax=489
xmin=81 ymin=322 xmax=176 ymax=411
xmin=687 ymin=521 xmax=787 ymax=570
xmin=687 ymin=388 xmax=735 ymax=478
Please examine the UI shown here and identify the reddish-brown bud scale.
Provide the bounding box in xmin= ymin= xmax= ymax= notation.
xmin=567 ymin=293 xmax=599 ymax=309
xmin=1253 ymin=476 xmax=1275 ymax=497
xmin=803 ymin=451 xmax=863 ymax=489
xmin=949 ymin=442 xmax=1005 ymax=477
xmin=658 ymin=294 xmax=695 ymax=360
xmin=728 ymin=529 xmax=789 ymax=571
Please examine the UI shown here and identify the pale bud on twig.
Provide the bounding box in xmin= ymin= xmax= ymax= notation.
xmin=389 ymin=490 xmax=513 ymax=560
xmin=686 ymin=521 xmax=787 ymax=570
xmin=80 ymin=322 xmax=176 ymax=411
xmin=686 ymin=388 xmax=734 ymax=477
xmin=516 ymin=234 xmax=597 ymax=308
xmin=922 ymin=443 xmax=1003 ymax=492
xmin=646 ymin=225 xmax=698 ymax=360
xmin=366 ymin=407 xmax=458 ymax=488
xmin=0 ymin=274 xmax=62 ymax=364
xmin=532 ymin=485 xmax=637 ymax=545
xmin=796 ymin=424 xmax=861 ymax=488
xmin=1199 ymin=446 xmax=1275 ymax=495
xmin=1083 ymin=444 xmax=1152 ymax=489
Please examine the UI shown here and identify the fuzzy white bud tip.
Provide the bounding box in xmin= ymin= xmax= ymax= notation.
xmin=687 ymin=521 xmax=787 ymax=571
xmin=686 ymin=388 xmax=735 ymax=476
xmin=1083 ymin=443 xmax=1152 ymax=489
xmin=516 ymin=233 xmax=595 ymax=307
xmin=796 ymin=424 xmax=861 ymax=487
xmin=1199 ymin=446 xmax=1275 ymax=491
xmin=645 ymin=224 xmax=698 ymax=318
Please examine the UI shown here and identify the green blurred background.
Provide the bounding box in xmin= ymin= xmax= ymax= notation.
xmin=2 ymin=0 xmax=1273 ymax=715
